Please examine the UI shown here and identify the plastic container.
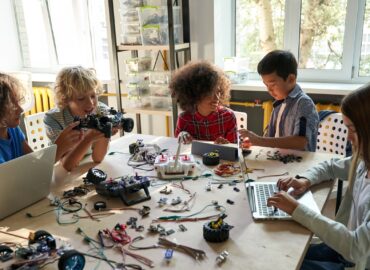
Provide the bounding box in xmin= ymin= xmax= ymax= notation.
xmin=125 ymin=57 xmax=152 ymax=72
xmin=127 ymin=83 xmax=150 ymax=96
xmin=138 ymin=6 xmax=181 ymax=26
xmin=150 ymin=96 xmax=172 ymax=109
xmin=127 ymin=95 xmax=150 ymax=108
xmin=141 ymin=24 xmax=182 ymax=45
xmin=149 ymin=71 xmax=171 ymax=84
xmin=120 ymin=0 xmax=143 ymax=9
xmin=120 ymin=8 xmax=140 ymax=22
xmin=127 ymin=72 xmax=150 ymax=84
xmin=121 ymin=22 xmax=141 ymax=35
xmin=150 ymin=84 xmax=170 ymax=97
xmin=121 ymin=34 xmax=142 ymax=45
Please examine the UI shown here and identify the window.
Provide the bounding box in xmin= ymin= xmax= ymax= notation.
xmin=13 ymin=0 xmax=110 ymax=80
xmin=235 ymin=0 xmax=369 ymax=83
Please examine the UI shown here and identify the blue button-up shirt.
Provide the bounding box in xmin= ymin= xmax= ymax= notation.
xmin=266 ymin=84 xmax=319 ymax=152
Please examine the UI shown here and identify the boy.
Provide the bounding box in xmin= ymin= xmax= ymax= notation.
xmin=44 ymin=66 xmax=115 ymax=171
xmin=170 ymin=61 xmax=237 ymax=144
xmin=239 ymin=50 xmax=319 ymax=151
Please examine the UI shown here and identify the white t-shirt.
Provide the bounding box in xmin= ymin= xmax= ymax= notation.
xmin=274 ymin=102 xmax=286 ymax=137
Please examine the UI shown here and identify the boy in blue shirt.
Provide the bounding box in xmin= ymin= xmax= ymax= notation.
xmin=0 ymin=73 xmax=81 ymax=164
xmin=239 ymin=50 xmax=319 ymax=151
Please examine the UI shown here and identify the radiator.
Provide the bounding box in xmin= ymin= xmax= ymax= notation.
xmin=25 ymin=87 xmax=54 ymax=116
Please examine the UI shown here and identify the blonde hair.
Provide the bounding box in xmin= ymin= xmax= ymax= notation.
xmin=54 ymin=66 xmax=103 ymax=109
xmin=0 ymin=73 xmax=24 ymax=125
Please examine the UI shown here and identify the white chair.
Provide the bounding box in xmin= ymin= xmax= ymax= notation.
xmin=233 ymin=111 xmax=248 ymax=130
xmin=316 ymin=113 xmax=348 ymax=156
xmin=316 ymin=112 xmax=348 ymax=214
xmin=24 ymin=112 xmax=51 ymax=151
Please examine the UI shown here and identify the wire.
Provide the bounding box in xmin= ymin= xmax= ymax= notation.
xmin=157 ymin=238 xmax=206 ymax=260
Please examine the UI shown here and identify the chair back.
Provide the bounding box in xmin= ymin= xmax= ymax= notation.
xmin=316 ymin=112 xmax=348 ymax=156
xmin=233 ymin=111 xmax=248 ymax=130
xmin=24 ymin=112 xmax=51 ymax=151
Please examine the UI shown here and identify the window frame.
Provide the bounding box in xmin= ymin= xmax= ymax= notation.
xmin=234 ymin=0 xmax=370 ymax=84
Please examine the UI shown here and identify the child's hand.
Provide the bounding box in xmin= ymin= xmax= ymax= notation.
xmin=267 ymin=191 xmax=299 ymax=215
xmin=178 ymin=131 xmax=192 ymax=144
xmin=277 ymin=177 xmax=311 ymax=197
xmin=238 ymin=129 xmax=259 ymax=144
xmin=214 ymin=137 xmax=230 ymax=144
xmin=84 ymin=129 xmax=106 ymax=142
xmin=55 ymin=122 xmax=83 ymax=154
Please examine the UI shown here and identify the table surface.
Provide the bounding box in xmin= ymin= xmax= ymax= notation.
xmin=0 ymin=134 xmax=335 ymax=270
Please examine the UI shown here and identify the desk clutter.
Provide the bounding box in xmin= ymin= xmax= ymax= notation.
xmin=1 ymin=136 xmax=309 ymax=269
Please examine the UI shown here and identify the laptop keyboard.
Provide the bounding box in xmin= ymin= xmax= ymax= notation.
xmin=255 ymin=183 xmax=289 ymax=217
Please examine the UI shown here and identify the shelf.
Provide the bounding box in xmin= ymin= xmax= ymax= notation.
xmin=124 ymin=107 xmax=172 ymax=116
xmin=117 ymin=43 xmax=190 ymax=52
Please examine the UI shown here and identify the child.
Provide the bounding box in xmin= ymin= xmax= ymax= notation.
xmin=44 ymin=66 xmax=113 ymax=171
xmin=239 ymin=50 xmax=319 ymax=151
xmin=0 ymin=73 xmax=80 ymax=164
xmin=267 ymin=84 xmax=370 ymax=270
xmin=170 ymin=61 xmax=237 ymax=144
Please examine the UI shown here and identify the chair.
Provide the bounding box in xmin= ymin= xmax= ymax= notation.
xmin=316 ymin=112 xmax=348 ymax=213
xmin=233 ymin=111 xmax=248 ymax=130
xmin=24 ymin=112 xmax=51 ymax=151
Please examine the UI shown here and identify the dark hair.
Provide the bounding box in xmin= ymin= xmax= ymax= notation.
xmin=257 ymin=50 xmax=298 ymax=80
xmin=341 ymin=83 xmax=370 ymax=169
xmin=169 ymin=61 xmax=231 ymax=112
xmin=0 ymin=73 xmax=24 ymax=125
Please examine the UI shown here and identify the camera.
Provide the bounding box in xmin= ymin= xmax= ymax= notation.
xmin=74 ymin=107 xmax=134 ymax=138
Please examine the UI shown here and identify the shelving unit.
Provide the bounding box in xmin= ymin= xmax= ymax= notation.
xmin=106 ymin=0 xmax=191 ymax=135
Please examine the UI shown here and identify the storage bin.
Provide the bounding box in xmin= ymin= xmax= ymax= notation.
xmin=127 ymin=95 xmax=150 ymax=108
xmin=121 ymin=34 xmax=142 ymax=45
xmin=120 ymin=8 xmax=140 ymax=22
xmin=125 ymin=57 xmax=152 ymax=72
xmin=127 ymin=83 xmax=150 ymax=96
xmin=141 ymin=24 xmax=182 ymax=45
xmin=138 ymin=6 xmax=181 ymax=26
xmin=120 ymin=0 xmax=143 ymax=9
xmin=121 ymin=22 xmax=141 ymax=35
xmin=150 ymin=84 xmax=170 ymax=97
xmin=150 ymin=96 xmax=172 ymax=109
xmin=127 ymin=72 xmax=150 ymax=84
xmin=149 ymin=71 xmax=171 ymax=84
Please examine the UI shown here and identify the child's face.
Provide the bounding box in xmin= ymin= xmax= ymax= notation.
xmin=261 ymin=72 xmax=296 ymax=100
xmin=197 ymin=91 xmax=221 ymax=115
xmin=343 ymin=114 xmax=359 ymax=152
xmin=68 ymin=89 xmax=97 ymax=117
xmin=3 ymin=95 xmax=24 ymax=128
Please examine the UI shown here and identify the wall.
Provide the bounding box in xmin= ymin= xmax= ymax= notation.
xmin=0 ymin=0 xmax=22 ymax=71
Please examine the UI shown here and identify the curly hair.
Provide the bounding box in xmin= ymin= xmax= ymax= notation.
xmin=0 ymin=73 xmax=24 ymax=126
xmin=169 ymin=61 xmax=231 ymax=112
xmin=54 ymin=66 xmax=103 ymax=109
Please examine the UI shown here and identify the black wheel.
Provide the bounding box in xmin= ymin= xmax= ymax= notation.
xmin=0 ymin=245 xmax=13 ymax=262
xmin=202 ymin=151 xmax=220 ymax=166
xmin=29 ymin=230 xmax=56 ymax=250
xmin=123 ymin=118 xmax=134 ymax=132
xmin=85 ymin=168 xmax=107 ymax=184
xmin=58 ymin=249 xmax=85 ymax=270
xmin=203 ymin=222 xmax=232 ymax=243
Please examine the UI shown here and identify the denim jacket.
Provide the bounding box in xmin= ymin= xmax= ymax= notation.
xmin=267 ymin=84 xmax=319 ymax=152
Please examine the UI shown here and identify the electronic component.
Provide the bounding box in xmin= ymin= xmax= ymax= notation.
xmin=216 ymin=250 xmax=229 ymax=264
xmin=154 ymin=154 xmax=196 ymax=179
xmin=73 ymin=107 xmax=134 ymax=138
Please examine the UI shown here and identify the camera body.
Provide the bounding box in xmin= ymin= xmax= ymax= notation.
xmin=74 ymin=108 xmax=134 ymax=138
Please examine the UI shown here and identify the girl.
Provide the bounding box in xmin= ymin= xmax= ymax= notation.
xmin=267 ymin=83 xmax=370 ymax=270
xmin=0 ymin=73 xmax=80 ymax=164
xmin=44 ymin=66 xmax=114 ymax=171
xmin=170 ymin=61 xmax=237 ymax=144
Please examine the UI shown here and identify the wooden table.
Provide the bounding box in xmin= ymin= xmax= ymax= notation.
xmin=0 ymin=134 xmax=335 ymax=270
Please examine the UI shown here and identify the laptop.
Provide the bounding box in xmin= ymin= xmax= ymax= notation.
xmin=0 ymin=145 xmax=56 ymax=220
xmin=245 ymin=181 xmax=320 ymax=220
